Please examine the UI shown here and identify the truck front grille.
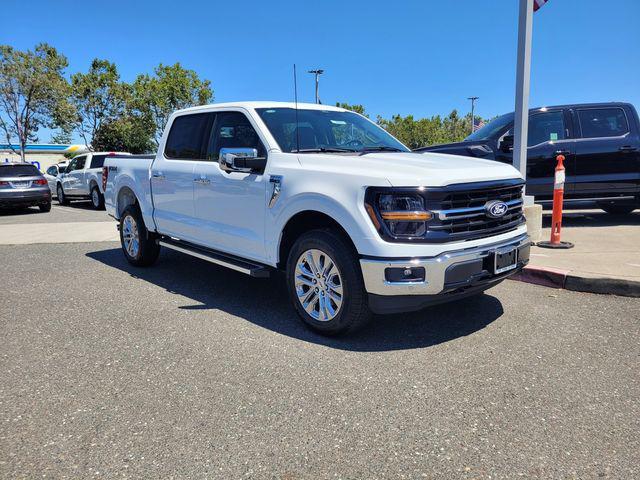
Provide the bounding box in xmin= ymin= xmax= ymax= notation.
xmin=423 ymin=180 xmax=525 ymax=242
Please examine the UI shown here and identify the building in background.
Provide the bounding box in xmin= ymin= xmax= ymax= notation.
xmin=0 ymin=144 xmax=90 ymax=171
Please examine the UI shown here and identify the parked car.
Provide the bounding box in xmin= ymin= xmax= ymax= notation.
xmin=44 ymin=162 xmax=68 ymax=197
xmin=56 ymin=152 xmax=129 ymax=209
xmin=103 ymin=101 xmax=530 ymax=335
xmin=415 ymin=102 xmax=640 ymax=214
xmin=0 ymin=163 xmax=51 ymax=212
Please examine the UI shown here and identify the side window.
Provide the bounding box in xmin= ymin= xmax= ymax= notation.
xmin=527 ymin=111 xmax=565 ymax=146
xmin=46 ymin=166 xmax=57 ymax=175
xmin=90 ymin=154 xmax=107 ymax=169
xmin=67 ymin=158 xmax=77 ymax=171
xmin=578 ymin=108 xmax=629 ymax=138
xmin=74 ymin=156 xmax=86 ymax=170
xmin=164 ymin=113 xmax=215 ymax=160
xmin=207 ymin=111 xmax=266 ymax=161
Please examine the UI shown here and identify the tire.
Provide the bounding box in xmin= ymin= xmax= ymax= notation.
xmin=286 ymin=229 xmax=371 ymax=335
xmin=39 ymin=202 xmax=51 ymax=213
xmin=56 ymin=184 xmax=69 ymax=205
xmin=119 ymin=204 xmax=160 ymax=267
xmin=598 ymin=202 xmax=637 ymax=215
xmin=90 ymin=185 xmax=105 ymax=210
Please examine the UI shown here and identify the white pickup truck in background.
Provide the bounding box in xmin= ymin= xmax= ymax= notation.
xmin=103 ymin=102 xmax=530 ymax=335
xmin=57 ymin=151 xmax=129 ymax=209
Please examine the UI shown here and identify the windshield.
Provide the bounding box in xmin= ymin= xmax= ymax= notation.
xmin=465 ymin=113 xmax=514 ymax=141
xmin=256 ymin=108 xmax=409 ymax=153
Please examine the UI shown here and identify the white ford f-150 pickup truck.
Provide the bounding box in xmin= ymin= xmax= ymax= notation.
xmin=103 ymin=102 xmax=530 ymax=335
xmin=57 ymin=151 xmax=129 ymax=209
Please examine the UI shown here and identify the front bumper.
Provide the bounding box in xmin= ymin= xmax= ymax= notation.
xmin=0 ymin=188 xmax=51 ymax=208
xmin=360 ymin=233 xmax=530 ymax=314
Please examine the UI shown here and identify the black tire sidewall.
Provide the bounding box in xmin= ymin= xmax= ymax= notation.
xmin=286 ymin=229 xmax=369 ymax=335
xmin=119 ymin=205 xmax=160 ymax=267
xmin=57 ymin=185 xmax=67 ymax=205
xmin=91 ymin=186 xmax=104 ymax=210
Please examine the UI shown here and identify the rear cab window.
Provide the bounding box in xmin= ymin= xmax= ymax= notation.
xmin=577 ymin=108 xmax=629 ymax=138
xmin=90 ymin=154 xmax=108 ymax=169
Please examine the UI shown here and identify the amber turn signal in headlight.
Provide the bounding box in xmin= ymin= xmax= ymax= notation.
xmin=380 ymin=211 xmax=432 ymax=221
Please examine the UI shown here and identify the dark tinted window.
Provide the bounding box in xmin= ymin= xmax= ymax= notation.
xmin=165 ymin=113 xmax=214 ymax=159
xmin=465 ymin=113 xmax=514 ymax=141
xmin=578 ymin=108 xmax=629 ymax=138
xmin=527 ymin=111 xmax=565 ymax=146
xmin=0 ymin=164 xmax=40 ymax=177
xmin=207 ymin=112 xmax=266 ymax=161
xmin=73 ymin=156 xmax=86 ymax=170
xmin=46 ymin=166 xmax=58 ymax=175
xmin=90 ymin=154 xmax=108 ymax=169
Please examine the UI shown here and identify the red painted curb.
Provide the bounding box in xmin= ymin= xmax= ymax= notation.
xmin=510 ymin=265 xmax=569 ymax=289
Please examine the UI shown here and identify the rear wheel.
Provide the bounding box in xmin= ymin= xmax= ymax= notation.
xmin=56 ymin=184 xmax=69 ymax=205
xmin=286 ymin=229 xmax=371 ymax=336
xmin=598 ymin=202 xmax=637 ymax=215
xmin=91 ymin=185 xmax=105 ymax=210
xmin=39 ymin=202 xmax=51 ymax=213
xmin=119 ymin=204 xmax=160 ymax=267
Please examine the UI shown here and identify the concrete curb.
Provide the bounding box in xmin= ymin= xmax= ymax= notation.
xmin=510 ymin=265 xmax=640 ymax=298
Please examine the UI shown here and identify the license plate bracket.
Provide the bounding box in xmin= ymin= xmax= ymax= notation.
xmin=493 ymin=246 xmax=518 ymax=274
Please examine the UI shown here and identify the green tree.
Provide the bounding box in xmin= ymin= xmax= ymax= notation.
xmin=0 ymin=43 xmax=71 ymax=161
xmin=132 ymin=63 xmax=213 ymax=146
xmin=50 ymin=128 xmax=72 ymax=144
xmin=91 ymin=115 xmax=155 ymax=154
xmin=70 ymin=58 xmax=129 ymax=149
xmin=335 ymin=102 xmax=368 ymax=117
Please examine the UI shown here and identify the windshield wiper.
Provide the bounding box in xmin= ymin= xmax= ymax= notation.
xmin=291 ymin=147 xmax=357 ymax=153
xmin=359 ymin=146 xmax=405 ymax=154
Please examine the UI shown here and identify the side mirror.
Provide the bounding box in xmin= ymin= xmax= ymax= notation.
xmin=500 ymin=135 xmax=514 ymax=152
xmin=219 ymin=148 xmax=266 ymax=173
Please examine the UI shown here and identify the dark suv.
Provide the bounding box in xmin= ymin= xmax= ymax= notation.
xmin=415 ymin=102 xmax=640 ymax=214
xmin=0 ymin=163 xmax=52 ymax=212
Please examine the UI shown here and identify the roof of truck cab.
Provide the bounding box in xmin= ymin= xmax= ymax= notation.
xmin=174 ymin=101 xmax=348 ymax=115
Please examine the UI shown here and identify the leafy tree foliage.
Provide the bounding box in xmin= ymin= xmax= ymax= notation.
xmin=92 ymin=115 xmax=155 ymax=154
xmin=132 ymin=63 xmax=213 ymax=146
xmin=0 ymin=43 xmax=70 ymax=161
xmin=70 ymin=59 xmax=129 ymax=149
xmin=335 ymin=102 xmax=368 ymax=117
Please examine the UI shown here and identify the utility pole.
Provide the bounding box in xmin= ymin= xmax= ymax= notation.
xmin=468 ymin=96 xmax=479 ymax=134
xmin=513 ymin=0 xmax=534 ymax=187
xmin=308 ymin=69 xmax=324 ymax=104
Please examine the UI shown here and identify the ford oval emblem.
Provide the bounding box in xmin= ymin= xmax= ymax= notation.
xmin=485 ymin=200 xmax=509 ymax=219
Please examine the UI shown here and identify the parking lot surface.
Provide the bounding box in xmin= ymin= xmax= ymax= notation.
xmin=1 ymin=242 xmax=638 ymax=478
xmin=0 ymin=202 xmax=111 ymax=225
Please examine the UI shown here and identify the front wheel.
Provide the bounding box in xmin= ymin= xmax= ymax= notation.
xmin=286 ymin=229 xmax=371 ymax=335
xmin=91 ymin=186 xmax=105 ymax=210
xmin=119 ymin=205 xmax=160 ymax=267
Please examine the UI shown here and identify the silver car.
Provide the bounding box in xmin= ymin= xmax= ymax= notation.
xmin=0 ymin=163 xmax=52 ymax=212
xmin=44 ymin=162 xmax=68 ymax=197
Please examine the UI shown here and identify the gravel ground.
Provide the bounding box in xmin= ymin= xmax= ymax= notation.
xmin=1 ymin=242 xmax=638 ymax=479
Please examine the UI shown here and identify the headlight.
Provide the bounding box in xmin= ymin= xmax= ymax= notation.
xmin=366 ymin=191 xmax=432 ymax=238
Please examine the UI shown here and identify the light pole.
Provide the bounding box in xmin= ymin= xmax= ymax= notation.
xmin=468 ymin=96 xmax=479 ymax=135
xmin=308 ymin=69 xmax=324 ymax=104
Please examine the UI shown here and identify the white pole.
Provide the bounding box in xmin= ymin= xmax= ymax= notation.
xmin=513 ymin=0 xmax=534 ymax=192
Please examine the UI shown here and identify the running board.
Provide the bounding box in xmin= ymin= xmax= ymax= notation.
xmin=158 ymin=238 xmax=270 ymax=277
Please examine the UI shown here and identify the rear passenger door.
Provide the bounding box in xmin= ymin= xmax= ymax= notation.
xmin=63 ymin=156 xmax=86 ymax=195
xmin=572 ymin=106 xmax=640 ymax=198
xmin=151 ymin=112 xmax=215 ymax=242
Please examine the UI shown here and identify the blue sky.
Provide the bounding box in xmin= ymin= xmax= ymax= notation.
xmin=2 ymin=0 xmax=639 ymax=143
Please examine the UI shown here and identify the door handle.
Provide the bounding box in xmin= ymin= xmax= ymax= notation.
xmin=194 ymin=178 xmax=210 ymax=185
xmin=619 ymin=146 xmax=638 ymax=152
xmin=152 ymin=173 xmax=166 ymax=180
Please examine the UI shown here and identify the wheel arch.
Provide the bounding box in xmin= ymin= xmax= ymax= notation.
xmin=115 ymin=186 xmax=139 ymax=219
xmin=277 ymin=210 xmax=358 ymax=269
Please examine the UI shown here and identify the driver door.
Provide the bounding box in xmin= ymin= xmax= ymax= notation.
xmin=191 ymin=110 xmax=269 ymax=262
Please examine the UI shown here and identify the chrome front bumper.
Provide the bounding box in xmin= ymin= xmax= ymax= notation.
xmin=360 ymin=233 xmax=530 ymax=296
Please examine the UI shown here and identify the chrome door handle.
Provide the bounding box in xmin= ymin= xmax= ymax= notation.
xmin=152 ymin=172 xmax=165 ymax=180
xmin=194 ymin=178 xmax=210 ymax=185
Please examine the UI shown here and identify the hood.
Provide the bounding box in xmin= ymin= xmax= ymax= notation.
xmin=298 ymin=151 xmax=521 ymax=187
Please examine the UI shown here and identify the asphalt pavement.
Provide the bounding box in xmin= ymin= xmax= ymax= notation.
xmin=1 ymin=242 xmax=638 ymax=479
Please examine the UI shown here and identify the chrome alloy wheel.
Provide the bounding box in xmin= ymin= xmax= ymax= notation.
xmin=295 ymin=249 xmax=343 ymax=322
xmin=122 ymin=215 xmax=140 ymax=258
